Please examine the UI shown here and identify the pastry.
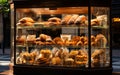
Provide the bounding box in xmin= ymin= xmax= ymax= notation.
xmin=67 ymin=14 xmax=79 ymax=25
xmin=61 ymin=15 xmax=72 ymax=25
xmin=84 ymin=41 xmax=88 ymax=46
xmin=91 ymin=19 xmax=100 ymax=26
xmin=53 ymin=37 xmax=64 ymax=45
xmin=80 ymin=36 xmax=88 ymax=43
xmin=71 ymin=36 xmax=81 ymax=42
xmin=69 ymin=50 xmax=79 ymax=59
xmin=19 ymin=17 xmax=35 ymax=23
xmin=74 ymin=15 xmax=87 ymax=25
xmin=76 ymin=41 xmax=83 ymax=46
xmin=75 ymin=55 xmax=88 ymax=66
xmin=36 ymin=57 xmax=49 ymax=65
xmin=91 ymin=42 xmax=96 ymax=46
xmin=51 ymin=57 xmax=61 ymax=65
xmin=71 ymin=36 xmax=81 ymax=45
xmin=64 ymin=58 xmax=74 ymax=66
xmin=55 ymin=47 xmax=69 ymax=59
xmin=48 ymin=17 xmax=61 ymax=25
xmin=91 ymin=35 xmax=96 ymax=42
xmin=91 ymin=49 xmax=106 ymax=67
xmin=39 ymin=34 xmax=52 ymax=42
xmin=26 ymin=35 xmax=36 ymax=45
xmin=40 ymin=49 xmax=52 ymax=58
xmin=17 ymin=17 xmax=34 ymax=26
xmin=95 ymin=34 xmax=107 ymax=47
xmin=65 ymin=40 xmax=76 ymax=46
xmin=35 ymin=41 xmax=45 ymax=45
xmin=16 ymin=35 xmax=26 ymax=45
xmin=16 ymin=51 xmax=35 ymax=65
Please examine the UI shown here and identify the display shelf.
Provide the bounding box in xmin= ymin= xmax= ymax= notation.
xmin=17 ymin=25 xmax=108 ymax=30
xmin=16 ymin=44 xmax=109 ymax=49
xmin=11 ymin=0 xmax=112 ymax=75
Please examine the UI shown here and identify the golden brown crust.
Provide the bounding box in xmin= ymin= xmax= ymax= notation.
xmin=19 ymin=17 xmax=35 ymax=23
xmin=17 ymin=17 xmax=35 ymax=26
xmin=67 ymin=14 xmax=79 ymax=25
xmin=95 ymin=34 xmax=107 ymax=47
xmin=91 ymin=19 xmax=100 ymax=26
xmin=51 ymin=57 xmax=61 ymax=65
xmin=69 ymin=50 xmax=79 ymax=59
xmin=61 ymin=15 xmax=72 ymax=25
xmin=48 ymin=17 xmax=61 ymax=25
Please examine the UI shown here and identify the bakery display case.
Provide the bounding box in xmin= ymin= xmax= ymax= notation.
xmin=11 ymin=0 xmax=112 ymax=75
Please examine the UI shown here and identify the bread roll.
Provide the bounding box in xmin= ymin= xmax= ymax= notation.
xmin=61 ymin=15 xmax=72 ymax=25
xmin=67 ymin=14 xmax=79 ymax=25
xmin=74 ymin=15 xmax=87 ymax=25
xmin=75 ymin=55 xmax=88 ymax=66
xmin=16 ymin=35 xmax=26 ymax=45
xmin=48 ymin=17 xmax=61 ymax=25
xmin=40 ymin=49 xmax=52 ymax=58
xmin=91 ymin=49 xmax=106 ymax=67
xmin=91 ymin=19 xmax=100 ymax=26
xmin=17 ymin=17 xmax=34 ymax=26
xmin=64 ymin=58 xmax=74 ymax=66
xmin=51 ymin=57 xmax=61 ymax=65
xmin=69 ymin=50 xmax=79 ymax=59
xmin=26 ymin=35 xmax=36 ymax=44
xmin=76 ymin=41 xmax=83 ymax=46
xmin=95 ymin=34 xmax=107 ymax=47
xmin=19 ymin=17 xmax=35 ymax=23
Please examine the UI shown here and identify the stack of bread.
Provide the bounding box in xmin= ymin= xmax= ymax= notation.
xmin=16 ymin=50 xmax=38 ymax=65
xmin=26 ymin=35 xmax=36 ymax=45
xmin=16 ymin=35 xmax=26 ymax=45
xmin=16 ymin=33 xmax=107 ymax=48
xmin=61 ymin=14 xmax=88 ymax=26
xmin=75 ymin=50 xmax=88 ymax=67
xmin=35 ymin=49 xmax=52 ymax=66
xmin=51 ymin=47 xmax=69 ymax=66
xmin=47 ymin=17 xmax=61 ymax=26
xmin=17 ymin=17 xmax=35 ymax=26
xmin=35 ymin=34 xmax=55 ymax=45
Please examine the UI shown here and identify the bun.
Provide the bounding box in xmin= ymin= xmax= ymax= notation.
xmin=91 ymin=49 xmax=106 ymax=67
xmin=91 ymin=35 xmax=96 ymax=42
xmin=61 ymin=15 xmax=72 ymax=25
xmin=69 ymin=50 xmax=79 ymax=59
xmin=48 ymin=17 xmax=61 ymax=25
xmin=75 ymin=15 xmax=87 ymax=25
xmin=53 ymin=37 xmax=64 ymax=45
xmin=64 ymin=58 xmax=74 ymax=66
xmin=40 ymin=49 xmax=52 ymax=58
xmin=26 ymin=35 xmax=36 ymax=45
xmin=67 ymin=14 xmax=79 ymax=25
xmin=36 ymin=57 xmax=49 ymax=65
xmin=19 ymin=17 xmax=34 ymax=23
xmin=51 ymin=57 xmax=61 ymax=65
xmin=95 ymin=34 xmax=107 ymax=47
xmin=16 ymin=35 xmax=26 ymax=45
xmin=17 ymin=17 xmax=34 ymax=26
xmin=65 ymin=40 xmax=76 ymax=46
xmin=39 ymin=34 xmax=52 ymax=42
xmin=71 ymin=36 xmax=81 ymax=42
xmin=16 ymin=52 xmax=35 ymax=64
xmin=75 ymin=55 xmax=88 ymax=66
xmin=91 ymin=19 xmax=100 ymax=26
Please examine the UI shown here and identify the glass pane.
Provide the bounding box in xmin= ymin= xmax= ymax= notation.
xmin=91 ymin=7 xmax=110 ymax=67
xmin=15 ymin=7 xmax=89 ymax=68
